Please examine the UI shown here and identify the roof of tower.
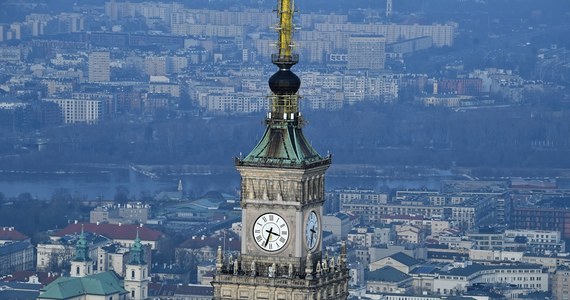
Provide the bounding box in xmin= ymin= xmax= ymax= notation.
xmin=238 ymin=125 xmax=329 ymax=168
xmin=73 ymin=226 xmax=90 ymax=262
xmin=128 ymin=229 xmax=145 ymax=265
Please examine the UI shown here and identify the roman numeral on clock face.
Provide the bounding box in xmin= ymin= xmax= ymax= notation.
xmin=253 ymin=213 xmax=289 ymax=252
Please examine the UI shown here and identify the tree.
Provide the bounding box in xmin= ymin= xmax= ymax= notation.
xmin=114 ymin=186 xmax=130 ymax=205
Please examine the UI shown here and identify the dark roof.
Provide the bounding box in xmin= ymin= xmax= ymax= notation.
xmin=427 ymin=251 xmax=469 ymax=261
xmin=387 ymin=252 xmax=420 ymax=266
xmin=0 ymin=281 xmax=42 ymax=290
xmin=441 ymin=264 xmax=485 ymax=276
xmin=151 ymin=264 xmax=188 ymax=274
xmin=178 ymin=235 xmax=240 ymax=251
xmin=410 ymin=265 xmax=442 ymax=275
xmin=441 ymin=263 xmax=544 ymax=277
xmin=0 ymin=289 xmax=40 ymax=300
xmin=175 ymin=285 xmax=214 ymax=296
xmin=366 ymin=266 xmax=410 ymax=283
xmin=0 ymin=241 xmax=33 ymax=256
xmin=0 ymin=228 xmax=29 ymax=241
xmin=53 ymin=223 xmax=162 ymax=241
xmin=148 ymin=283 xmax=213 ymax=297
xmin=2 ymin=271 xmax=60 ymax=285
xmin=517 ymin=291 xmax=550 ymax=299
xmin=427 ymin=243 xmax=450 ymax=249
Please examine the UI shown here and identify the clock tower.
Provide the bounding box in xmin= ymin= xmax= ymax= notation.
xmin=211 ymin=0 xmax=350 ymax=299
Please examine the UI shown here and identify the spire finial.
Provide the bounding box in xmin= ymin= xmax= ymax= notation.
xmin=275 ymin=0 xmax=296 ymax=65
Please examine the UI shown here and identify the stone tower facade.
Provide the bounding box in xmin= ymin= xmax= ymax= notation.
xmin=211 ymin=0 xmax=350 ymax=299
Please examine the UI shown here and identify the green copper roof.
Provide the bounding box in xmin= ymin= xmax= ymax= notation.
xmin=73 ymin=228 xmax=90 ymax=262
xmin=239 ymin=122 xmax=329 ymax=168
xmin=38 ymin=272 xmax=127 ymax=299
xmin=128 ymin=229 xmax=145 ymax=265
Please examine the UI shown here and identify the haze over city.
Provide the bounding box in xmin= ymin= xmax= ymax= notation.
xmin=0 ymin=0 xmax=569 ymax=299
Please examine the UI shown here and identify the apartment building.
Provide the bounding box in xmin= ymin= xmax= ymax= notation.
xmin=43 ymin=98 xmax=105 ymax=124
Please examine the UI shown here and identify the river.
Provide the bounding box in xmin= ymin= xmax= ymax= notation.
xmin=0 ymin=167 xmax=447 ymax=200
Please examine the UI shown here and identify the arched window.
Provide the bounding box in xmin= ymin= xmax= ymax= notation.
xmin=76 ymin=266 xmax=80 ymax=275
xmin=131 ymin=270 xmax=135 ymax=279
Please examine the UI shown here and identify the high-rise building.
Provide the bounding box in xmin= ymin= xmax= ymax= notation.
xmin=348 ymin=35 xmax=386 ymax=70
xmin=211 ymin=0 xmax=350 ymax=299
xmin=88 ymin=51 xmax=110 ymax=82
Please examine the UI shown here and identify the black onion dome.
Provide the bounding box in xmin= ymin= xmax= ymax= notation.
xmin=268 ymin=69 xmax=300 ymax=94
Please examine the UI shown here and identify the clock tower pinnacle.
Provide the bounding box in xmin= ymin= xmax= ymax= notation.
xmin=211 ymin=1 xmax=350 ymax=299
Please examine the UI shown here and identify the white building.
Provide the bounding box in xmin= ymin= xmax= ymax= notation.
xmin=433 ymin=263 xmax=548 ymax=295
xmin=43 ymin=98 xmax=105 ymax=124
xmin=348 ymin=35 xmax=386 ymax=71
xmin=206 ymin=92 xmax=268 ymax=113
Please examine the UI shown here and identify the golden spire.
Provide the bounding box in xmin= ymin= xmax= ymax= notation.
xmin=276 ymin=0 xmax=295 ymax=63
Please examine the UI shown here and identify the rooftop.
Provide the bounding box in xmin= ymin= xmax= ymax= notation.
xmin=387 ymin=252 xmax=420 ymax=267
xmin=441 ymin=263 xmax=545 ymax=277
xmin=0 ymin=240 xmax=33 ymax=256
xmin=149 ymin=283 xmax=213 ymax=297
xmin=366 ymin=266 xmax=410 ymax=282
xmin=0 ymin=227 xmax=29 ymax=241
xmin=53 ymin=223 xmax=162 ymax=241
xmin=38 ymin=272 xmax=127 ymax=299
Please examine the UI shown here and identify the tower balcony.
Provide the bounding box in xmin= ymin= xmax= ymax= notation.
xmin=271 ymin=53 xmax=299 ymax=67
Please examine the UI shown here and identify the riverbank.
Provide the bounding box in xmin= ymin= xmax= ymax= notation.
xmin=0 ymin=163 xmax=568 ymax=200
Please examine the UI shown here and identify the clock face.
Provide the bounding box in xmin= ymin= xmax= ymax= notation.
xmin=253 ymin=213 xmax=289 ymax=252
xmin=305 ymin=211 xmax=319 ymax=250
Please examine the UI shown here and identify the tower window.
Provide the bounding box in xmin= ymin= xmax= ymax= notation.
xmin=131 ymin=290 xmax=135 ymax=298
xmin=76 ymin=266 xmax=80 ymax=275
xmin=131 ymin=270 xmax=135 ymax=279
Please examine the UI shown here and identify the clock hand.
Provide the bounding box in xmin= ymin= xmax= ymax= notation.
xmin=270 ymin=231 xmax=281 ymax=237
xmin=309 ymin=226 xmax=317 ymax=245
xmin=265 ymin=227 xmax=275 ymax=247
